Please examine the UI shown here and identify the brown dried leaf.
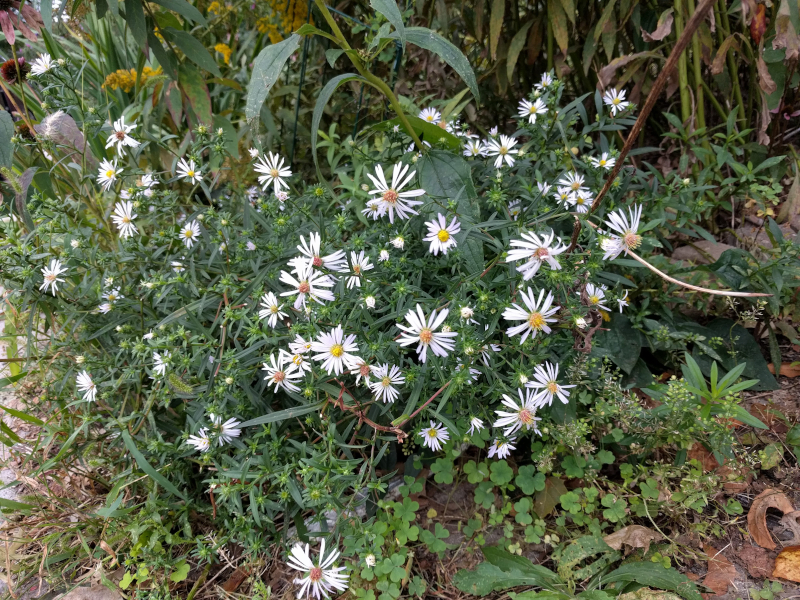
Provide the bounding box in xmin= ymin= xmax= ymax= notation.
xmin=747 ymin=488 xmax=796 ymax=550
xmin=751 ymin=3 xmax=768 ymax=45
xmin=773 ymin=0 xmax=800 ymax=61
xmin=773 ymin=546 xmax=800 ymax=583
xmin=604 ymin=525 xmax=663 ymax=555
xmin=688 ymin=442 xmax=719 ymax=472
xmin=597 ymin=51 xmax=660 ymax=88
xmin=758 ymin=91 xmax=773 ymax=145
xmin=780 ymin=511 xmax=800 ymax=545
xmin=757 ymin=55 xmax=777 ymax=94
xmin=711 ymin=35 xmax=739 ymax=75
xmin=703 ymin=544 xmax=738 ymax=596
xmin=534 ymin=476 xmax=567 ymax=517
xmin=768 ymin=363 xmax=800 ymax=377
xmin=738 ymin=545 xmax=774 ymax=579
xmin=642 ymin=8 xmax=674 ymax=42
xmin=777 ymin=167 xmax=800 ymax=224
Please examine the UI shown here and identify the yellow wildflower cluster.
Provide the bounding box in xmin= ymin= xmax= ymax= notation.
xmin=257 ymin=0 xmax=311 ymax=44
xmin=207 ymin=1 xmax=233 ymax=15
xmin=102 ymin=66 xmax=162 ymax=93
xmin=214 ymin=43 xmax=232 ymax=63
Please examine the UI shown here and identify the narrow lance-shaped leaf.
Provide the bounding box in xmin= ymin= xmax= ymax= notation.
xmin=163 ymin=28 xmax=222 ymax=78
xmin=0 ymin=109 xmax=14 ymax=168
xmin=371 ymin=0 xmax=406 ymax=49
xmin=151 ymin=0 xmax=207 ymax=25
xmin=390 ymin=27 xmax=480 ymax=103
xmin=507 ymin=20 xmax=534 ymax=81
xmin=490 ymin=0 xmax=505 ymax=60
xmin=245 ymin=34 xmax=301 ymax=126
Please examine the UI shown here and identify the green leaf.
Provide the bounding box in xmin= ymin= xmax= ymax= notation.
xmin=371 ymin=115 xmax=462 ymax=151
xmin=148 ymin=29 xmax=178 ymax=79
xmin=0 ymin=109 xmax=14 ymax=169
xmin=0 ymin=402 xmax=42 ymax=425
xmin=481 ymin=546 xmax=561 ymax=585
xmin=489 ymin=460 xmax=514 ymax=485
xmin=170 ymin=560 xmax=191 ymax=582
xmin=418 ymin=150 xmax=477 ymax=199
xmin=787 ymin=424 xmax=800 ymax=446
xmin=123 ymin=0 xmax=147 ymax=48
xmin=390 ymin=27 xmax=479 ymax=103
xmin=163 ymin=29 xmax=222 ymax=77
xmin=245 ymin=34 xmax=301 ymax=126
xmin=238 ymin=402 xmax=324 ymax=428
xmin=371 ymin=0 xmax=405 ymax=49
xmin=593 ymin=313 xmax=641 ymax=374
xmin=0 ymin=497 xmax=35 ymax=512
xmin=178 ymin=64 xmax=212 ymax=127
xmin=516 ymin=465 xmax=546 ymax=495
xmin=151 ymin=0 xmax=206 ymax=24
xmin=489 ymin=0 xmax=505 ymax=60
xmin=453 ymin=562 xmax=560 ymax=596
xmin=0 ymin=372 xmax=27 ymax=390
xmin=325 ymin=48 xmax=345 ymax=67
xmin=604 ymin=562 xmax=702 ymax=600
xmin=121 ymin=431 xmax=186 ymax=499
xmin=507 ymin=20 xmax=534 ymax=81
xmin=548 ymin=0 xmax=569 ymax=53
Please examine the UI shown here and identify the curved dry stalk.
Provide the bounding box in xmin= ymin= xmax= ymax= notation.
xmin=626 ymin=249 xmax=772 ymax=297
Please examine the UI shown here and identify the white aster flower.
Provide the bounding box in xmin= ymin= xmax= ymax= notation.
xmin=554 ymin=186 xmax=575 ymax=207
xmin=396 ymin=304 xmax=457 ymax=363
xmin=209 ymin=413 xmax=241 ymax=446
xmin=311 ymin=325 xmax=360 ymax=376
xmin=467 ymin=417 xmax=484 ymax=435
xmin=588 ymin=152 xmax=616 ymax=170
xmin=419 ymin=107 xmax=441 ymax=123
xmin=618 ymin=290 xmax=629 ymax=312
xmin=481 ymin=342 xmax=501 ymax=366
xmin=289 ymin=335 xmax=313 ymax=355
xmin=379 ymin=249 xmax=390 ymax=262
xmin=488 ymin=436 xmax=516 ymax=459
xmin=489 ymin=126 xmax=499 ymax=136
xmin=526 ymin=361 xmax=576 ymax=408
xmin=280 ymin=263 xmax=336 ymax=310
xmin=485 ymin=135 xmax=518 ymax=168
xmin=187 ymin=428 xmax=211 ymax=452
xmin=76 ymin=370 xmax=97 ymax=402
xmin=557 ymin=171 xmax=588 ymax=194
xmin=262 ymin=354 xmax=304 ymax=393
xmin=508 ymin=199 xmax=522 ymax=220
xmin=423 ymin=214 xmax=460 ymax=256
xmin=111 ymin=200 xmax=138 ymax=238
xmin=460 ymin=306 xmax=475 ymax=321
xmin=494 ymin=388 xmax=541 ymax=436
xmin=248 ymin=147 xmax=259 ymax=158
xmin=280 ymin=349 xmax=312 ymax=374
xmin=30 ymin=53 xmax=53 ymax=76
xmin=584 ymin=283 xmax=611 ymax=312
xmin=364 ymin=295 xmax=376 ymax=309
xmin=537 ymin=181 xmax=552 ymax=196
xmin=503 ymin=288 xmax=559 ymax=343
xmin=362 ymin=198 xmax=385 ymax=221
xmin=105 ymin=116 xmax=139 ymax=156
xmin=369 ymin=363 xmax=405 ymax=403
xmin=349 ymin=358 xmax=373 ymax=385
xmin=455 ymin=362 xmax=481 ymax=382
xmin=180 ymin=220 xmax=201 ymax=248
xmin=254 ymin=151 xmax=292 ymax=194
xmin=258 ymin=291 xmax=287 ymax=328
xmin=365 ymin=554 xmax=376 ymax=568
xmin=345 ymin=251 xmax=374 ymax=289
xmin=391 ymin=236 xmax=405 ymax=249
xmin=171 ymin=261 xmax=185 ymax=272
xmin=286 ymin=540 xmax=349 ymax=600
xmin=144 ymin=330 xmax=155 ymax=340
xmin=518 ymin=98 xmax=547 ymax=124
xmin=367 ymin=163 xmax=425 ymax=223
xmin=98 ymin=302 xmax=113 ymax=314
xmin=575 ymin=316 xmax=588 ymax=329
xmin=419 ymin=420 xmax=449 ymax=452
xmin=40 ymin=259 xmax=67 ymax=295
xmin=602 ymin=204 xmax=643 ymax=260
xmin=603 ymin=88 xmax=630 ymax=116
xmin=535 ymin=72 xmax=553 ymax=91
xmin=506 ymin=230 xmax=567 ymax=280
xmin=246 ymin=241 xmax=256 ymax=251
xmin=463 ymin=139 xmax=487 ymax=157
xmin=152 ymin=351 xmax=169 ymax=378
xmin=176 ymin=158 xmax=202 ymax=184
xmin=569 ymin=190 xmax=592 ymax=213
xmin=103 ymin=287 xmax=123 ymax=303
xmin=296 ymin=232 xmax=346 ymax=272
xmin=97 ymin=158 xmax=121 ymax=191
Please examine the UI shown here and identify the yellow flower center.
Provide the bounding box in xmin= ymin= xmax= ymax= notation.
xmin=427 ymin=429 xmax=438 ymax=438
xmin=623 ymin=232 xmax=642 ymax=249
xmin=122 ymin=216 xmax=131 ymax=223
xmin=187 ymin=170 xmax=195 ymax=177
xmin=353 ymin=265 xmax=362 ymax=275
xmin=330 ymin=344 xmax=344 ymax=358
xmin=571 ymin=182 xmax=580 ymax=190
xmin=613 ymin=97 xmax=621 ymax=105
xmin=437 ymin=229 xmax=450 ymax=242
xmin=105 ymin=170 xmax=115 ymax=178
xmin=184 ymin=230 xmax=194 ymax=238
xmin=419 ymin=328 xmax=433 ymax=344
xmin=547 ymin=381 xmax=559 ymax=394
xmin=576 ymin=196 xmax=585 ymax=205
xmin=383 ymin=189 xmax=398 ymax=204
xmin=528 ymin=312 xmax=545 ymax=329
xmin=589 ymin=295 xmax=600 ymax=305
xmin=425 ymin=115 xmax=434 ymax=122
xmin=270 ymin=168 xmax=279 ymax=178
xmin=599 ymin=159 xmax=606 ymax=166
xmin=270 ymin=305 xmax=278 ymax=314
xmin=382 ymin=376 xmax=391 ymax=388
xmin=499 ymin=147 xmax=508 ymax=155
xmin=292 ymin=354 xmax=303 ymax=366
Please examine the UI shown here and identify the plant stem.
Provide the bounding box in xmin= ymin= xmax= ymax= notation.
xmin=716 ymin=0 xmax=746 ymax=125
xmin=686 ymin=0 xmax=707 ymax=143
xmin=312 ymin=0 xmax=424 ymax=150
xmin=674 ymin=0 xmax=692 ymax=125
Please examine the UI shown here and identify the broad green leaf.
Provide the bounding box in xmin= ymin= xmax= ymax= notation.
xmin=245 ymin=34 xmax=301 ymax=126
xmin=239 ymin=402 xmax=324 ymax=428
xmin=453 ymin=562 xmax=562 ymax=596
xmin=390 ymin=27 xmax=479 ymax=103
xmin=148 ymin=29 xmax=178 ymax=79
xmin=0 ymin=498 xmax=35 ymax=512
xmin=507 ymin=20 xmax=534 ymax=80
xmin=123 ymin=0 xmax=147 ymax=48
xmin=490 ymin=0 xmax=505 ymax=60
xmin=417 ymin=150 xmax=477 ymax=199
xmin=178 ymin=64 xmax=212 ymax=127
xmin=371 ymin=115 xmax=461 ymax=151
xmin=121 ymin=431 xmax=186 ymax=499
xmin=548 ymin=0 xmax=569 ymax=53
xmin=481 ymin=546 xmax=561 ymax=586
xmin=604 ymin=562 xmax=702 ymax=600
xmin=371 ymin=0 xmax=405 ymax=49
xmin=15 ymin=168 xmax=37 ymax=232
xmin=534 ymin=476 xmax=567 ymax=517
xmin=151 ymin=0 xmax=206 ymax=24
xmin=163 ymin=29 xmax=222 ymax=77
xmin=0 ymin=372 xmax=27 ymax=390
xmin=170 ymin=560 xmax=191 ymax=582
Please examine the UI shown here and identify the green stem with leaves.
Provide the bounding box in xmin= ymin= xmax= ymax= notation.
xmin=674 ymin=0 xmax=691 ymax=125
xmin=312 ymin=0 xmax=424 ymax=150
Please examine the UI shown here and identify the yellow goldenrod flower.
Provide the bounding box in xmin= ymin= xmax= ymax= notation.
xmin=214 ymin=43 xmax=232 ymax=64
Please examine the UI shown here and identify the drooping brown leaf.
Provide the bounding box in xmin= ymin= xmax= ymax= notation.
xmin=527 ymin=17 xmax=543 ymax=65
xmin=597 ymin=51 xmax=661 ymax=88
xmin=773 ymin=546 xmax=800 ymax=583
xmin=604 ymin=525 xmax=663 ymax=555
xmin=738 ymin=545 xmax=774 ymax=579
xmin=642 ymin=8 xmax=674 ymax=42
xmin=533 ymin=476 xmax=567 ymax=517
xmin=751 ymin=3 xmax=767 ymax=44
xmin=703 ymin=544 xmax=738 ymax=595
xmin=777 ymin=167 xmax=800 ymax=224
xmin=757 ymin=55 xmax=778 ymax=95
xmin=548 ymin=0 xmax=570 ymax=54
xmin=489 ymin=0 xmax=505 ymax=60
xmin=773 ymin=0 xmax=800 ymax=61
xmin=710 ymin=36 xmax=739 ymax=75
xmin=747 ymin=488 xmax=796 ymax=550
xmin=758 ymin=91 xmax=773 ymax=145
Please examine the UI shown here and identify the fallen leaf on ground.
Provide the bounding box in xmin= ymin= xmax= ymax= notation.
xmin=604 ymin=525 xmax=664 ymax=555
xmin=703 ymin=544 xmax=738 ymax=596
xmin=768 ymin=363 xmax=800 ymax=378
xmin=773 ymin=546 xmax=800 ymax=583
xmin=716 ymin=464 xmax=752 ymax=493
xmin=737 ymin=545 xmax=774 ymax=579
xmin=780 ymin=511 xmax=800 ymax=545
xmin=619 ymin=588 xmax=682 ymax=600
xmin=688 ymin=443 xmax=719 ymax=472
xmin=222 ymin=567 xmax=249 ymax=593
xmin=748 ymin=403 xmax=789 ymax=433
xmin=747 ymin=488 xmax=796 ymax=550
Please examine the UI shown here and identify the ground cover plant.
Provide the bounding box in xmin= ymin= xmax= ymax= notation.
xmin=0 ymin=0 xmax=799 ymax=599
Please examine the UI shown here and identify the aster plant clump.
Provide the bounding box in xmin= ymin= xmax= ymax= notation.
xmin=0 ymin=33 xmax=675 ymax=596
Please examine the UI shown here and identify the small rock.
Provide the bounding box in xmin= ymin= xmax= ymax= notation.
xmin=671 ymin=241 xmax=736 ymax=265
xmin=56 ymin=585 xmax=122 ymax=600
